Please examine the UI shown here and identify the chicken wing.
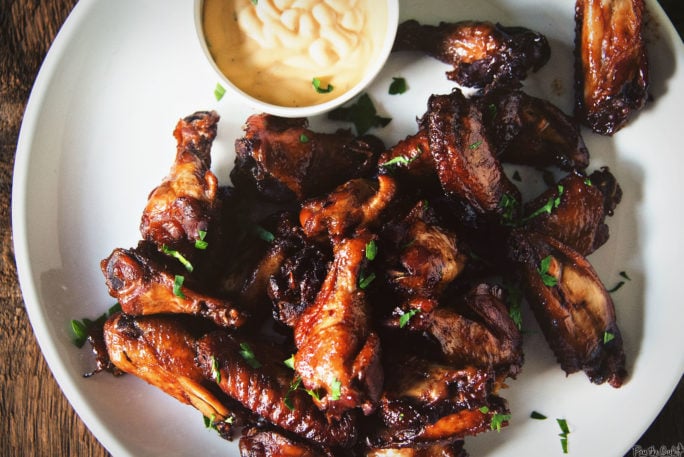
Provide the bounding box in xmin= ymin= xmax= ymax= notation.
xmin=575 ymin=0 xmax=649 ymax=134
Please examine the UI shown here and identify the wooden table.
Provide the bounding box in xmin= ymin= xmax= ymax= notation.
xmin=1 ymin=1 xmax=682 ymax=456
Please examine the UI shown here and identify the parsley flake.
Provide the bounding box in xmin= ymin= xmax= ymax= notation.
xmin=299 ymin=133 xmax=309 ymax=143
xmin=359 ymin=271 xmax=376 ymax=290
xmin=214 ymin=83 xmax=226 ymax=101
xmin=312 ymin=77 xmax=334 ymax=94
xmin=399 ymin=309 xmax=419 ymax=328
xmin=330 ymin=377 xmax=342 ymax=401
xmin=328 ymin=93 xmax=391 ymax=135
xmin=173 ymin=275 xmax=186 ymax=298
xmin=255 ymin=225 xmax=275 ymax=243
xmin=523 ymin=184 xmax=564 ymax=222
xmin=365 ymin=240 xmax=378 ymax=261
xmin=210 ymin=355 xmax=221 ymax=383
xmin=162 ymin=244 xmax=194 ymax=272
xmin=557 ymin=418 xmax=570 ymax=454
xmin=530 ymin=410 xmax=547 ymax=420
xmin=284 ymin=355 xmax=295 ymax=370
xmin=239 ymin=342 xmax=262 ymax=369
xmin=469 ymin=140 xmax=483 ymax=150
xmin=389 ymin=77 xmax=407 ymax=95
xmin=380 ymin=155 xmax=411 ymax=168
xmin=490 ymin=413 xmax=511 ymax=432
xmin=537 ymin=256 xmax=558 ymax=287
xmin=195 ymin=230 xmax=208 ymax=250
xmin=70 ymin=320 xmax=88 ymax=348
xmin=603 ymin=331 xmax=615 ymax=344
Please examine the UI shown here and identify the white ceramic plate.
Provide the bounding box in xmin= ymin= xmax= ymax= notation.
xmin=12 ymin=1 xmax=684 ymax=456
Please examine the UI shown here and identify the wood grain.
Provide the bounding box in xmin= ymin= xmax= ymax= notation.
xmin=0 ymin=1 xmax=681 ymax=456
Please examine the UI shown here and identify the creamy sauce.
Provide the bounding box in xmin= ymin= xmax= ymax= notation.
xmin=202 ymin=0 xmax=388 ymax=107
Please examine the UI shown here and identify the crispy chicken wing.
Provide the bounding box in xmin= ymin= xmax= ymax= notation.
xmin=101 ymin=245 xmax=246 ymax=328
xmin=508 ymin=229 xmax=626 ymax=387
xmin=394 ymin=20 xmax=550 ymax=89
xmin=196 ymin=331 xmax=358 ymax=448
xmin=294 ymin=232 xmax=383 ymax=417
xmin=103 ymin=314 xmax=240 ymax=437
xmin=231 ymin=114 xmax=384 ymax=202
xmin=575 ymin=0 xmax=649 ymax=134
xmin=239 ymin=427 xmax=335 ymax=457
xmin=140 ymin=111 xmax=220 ymax=247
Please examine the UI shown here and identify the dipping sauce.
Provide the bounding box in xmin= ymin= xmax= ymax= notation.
xmin=202 ymin=0 xmax=388 ymax=107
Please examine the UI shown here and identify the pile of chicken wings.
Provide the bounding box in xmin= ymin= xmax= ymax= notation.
xmin=90 ymin=2 xmax=650 ymax=455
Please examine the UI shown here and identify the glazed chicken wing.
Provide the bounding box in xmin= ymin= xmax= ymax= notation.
xmin=101 ymin=245 xmax=246 ymax=328
xmin=231 ymin=114 xmax=384 ymax=202
xmin=508 ymin=229 xmax=626 ymax=387
xmin=294 ymin=231 xmax=383 ymax=417
xmin=394 ymin=20 xmax=550 ymax=89
xmin=196 ymin=331 xmax=358 ymax=448
xmin=140 ymin=111 xmax=220 ymax=247
xmin=575 ymin=0 xmax=649 ymax=134
xmin=103 ymin=314 xmax=240 ymax=437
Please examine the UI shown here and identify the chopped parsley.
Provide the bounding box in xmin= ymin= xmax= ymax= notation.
xmin=557 ymin=418 xmax=570 ymax=454
xmin=399 ymin=309 xmax=419 ymax=328
xmin=469 ymin=140 xmax=483 ymax=150
xmin=505 ymin=282 xmax=524 ymax=331
xmin=499 ymin=193 xmax=519 ymax=225
xmin=491 ymin=413 xmax=511 ymax=432
xmin=173 ymin=275 xmax=186 ymax=298
xmin=70 ymin=303 xmax=122 ymax=348
xmin=239 ymin=342 xmax=262 ymax=369
xmin=523 ymin=185 xmax=564 ymax=222
xmin=530 ymin=410 xmax=547 ymax=420
xmin=284 ymin=354 xmax=295 ymax=370
xmin=608 ymin=271 xmax=631 ymax=293
xmin=284 ymin=377 xmax=302 ymax=410
xmin=603 ymin=331 xmax=615 ymax=344
xmin=329 ymin=377 xmax=342 ymax=401
xmin=328 ymin=93 xmax=391 ymax=135
xmin=479 ymin=406 xmax=490 ymax=413
xmin=299 ymin=133 xmax=309 ymax=143
xmin=195 ymin=230 xmax=208 ymax=250
xmin=162 ymin=244 xmax=194 ymax=272
xmin=210 ymin=355 xmax=221 ymax=383
xmin=312 ymin=77 xmax=334 ymax=94
xmin=255 ymin=225 xmax=275 ymax=243
xmin=365 ymin=240 xmax=378 ymax=261
xmin=214 ymin=83 xmax=226 ymax=101
xmin=381 ymin=155 xmax=411 ymax=168
xmin=537 ymin=256 xmax=558 ymax=287
xmin=251 ymin=0 xmax=258 ymax=4
xmin=389 ymin=77 xmax=407 ymax=95
xmin=359 ymin=271 xmax=376 ymax=290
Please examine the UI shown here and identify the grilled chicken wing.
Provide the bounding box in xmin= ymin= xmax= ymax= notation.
xmin=103 ymin=314 xmax=240 ymax=437
xmin=482 ymin=89 xmax=589 ymax=170
xmin=426 ymin=90 xmax=521 ymax=216
xmin=294 ymin=232 xmax=383 ymax=417
xmin=575 ymin=0 xmax=649 ymax=134
xmin=196 ymin=331 xmax=358 ymax=448
xmin=140 ymin=111 xmax=220 ymax=247
xmin=508 ymin=229 xmax=626 ymax=387
xmin=366 ymin=441 xmax=468 ymax=457
xmin=394 ymin=20 xmax=550 ymax=89
xmin=101 ymin=245 xmax=246 ymax=328
xmin=231 ymin=114 xmax=384 ymax=202
xmin=522 ymin=169 xmax=622 ymax=256
xmin=239 ymin=427 xmax=335 ymax=457
xmin=300 ymin=176 xmax=397 ymax=240
xmin=364 ymin=356 xmax=508 ymax=449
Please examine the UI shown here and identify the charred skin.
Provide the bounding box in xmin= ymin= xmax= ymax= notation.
xmin=482 ymin=89 xmax=590 ymax=170
xmin=239 ymin=427 xmax=335 ymax=457
xmin=575 ymin=0 xmax=649 ymax=135
xmin=101 ymin=246 xmax=247 ymax=328
xmin=196 ymin=332 xmax=358 ymax=448
xmin=508 ymin=230 xmax=627 ymax=387
xmin=523 ymin=169 xmax=622 ymax=256
xmin=294 ymin=232 xmax=383 ymax=417
xmin=231 ymin=114 xmax=384 ymax=202
xmin=140 ymin=111 xmax=220 ymax=247
xmin=394 ymin=20 xmax=550 ymax=89
xmin=426 ymin=90 xmax=522 ymax=217
xmin=365 ymin=441 xmax=468 ymax=457
xmin=363 ymin=356 xmax=508 ymax=449
xmin=103 ymin=314 xmax=241 ymax=438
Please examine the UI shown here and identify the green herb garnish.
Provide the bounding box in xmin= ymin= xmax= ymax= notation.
xmin=173 ymin=275 xmax=186 ymax=298
xmin=530 ymin=410 xmax=547 ymax=420
xmin=389 ymin=77 xmax=407 ymax=95
xmin=210 ymin=355 xmax=221 ymax=383
xmin=557 ymin=418 xmax=570 ymax=454
xmin=312 ymin=77 xmax=334 ymax=94
xmin=365 ymin=240 xmax=378 ymax=261
xmin=479 ymin=406 xmax=490 ymax=413
xmin=70 ymin=320 xmax=88 ymax=348
xmin=469 ymin=140 xmax=483 ymax=150
xmin=329 ymin=377 xmax=342 ymax=401
xmin=603 ymin=331 xmax=615 ymax=344
xmin=284 ymin=377 xmax=302 ymax=410
xmin=381 ymin=155 xmax=411 ymax=168
xmin=499 ymin=193 xmax=519 ymax=225
xmin=299 ymin=133 xmax=309 ymax=143
xmin=214 ymin=83 xmax=226 ymax=101
xmin=490 ymin=413 xmax=512 ymax=432
xmin=399 ymin=309 xmax=419 ymax=328
xmin=537 ymin=256 xmax=558 ymax=287
xmin=162 ymin=244 xmax=194 ymax=272
xmin=523 ymin=185 xmax=564 ymax=222
xmin=239 ymin=342 xmax=262 ymax=369
xmin=70 ymin=303 xmax=123 ymax=348
xmin=195 ymin=230 xmax=208 ymax=250
xmin=358 ymin=272 xmax=376 ymax=290
xmin=255 ymin=225 xmax=275 ymax=243
xmin=328 ymin=93 xmax=391 ymax=135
